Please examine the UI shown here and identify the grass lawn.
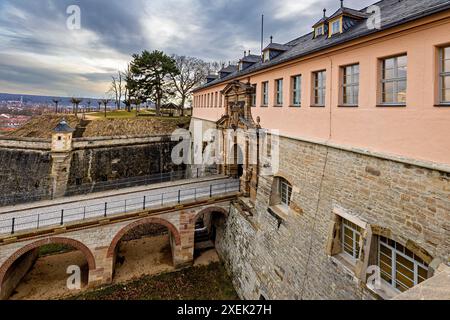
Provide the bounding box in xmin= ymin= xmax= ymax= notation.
xmin=68 ymin=262 xmax=239 ymax=300
xmin=86 ymin=110 xmax=156 ymax=119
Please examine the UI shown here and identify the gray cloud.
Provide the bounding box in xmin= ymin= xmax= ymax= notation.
xmin=0 ymin=0 xmax=374 ymax=97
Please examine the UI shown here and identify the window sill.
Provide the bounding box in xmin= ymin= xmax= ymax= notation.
xmin=268 ymin=205 xmax=289 ymax=226
xmin=376 ymin=104 xmax=406 ymax=108
xmin=310 ymin=105 xmax=325 ymax=108
xmin=273 ymin=105 xmax=283 ymax=108
xmin=289 ymin=105 xmax=301 ymax=108
xmin=260 ymin=105 xmax=268 ymax=108
xmin=338 ymin=105 xmax=359 ymax=108
xmin=366 ymin=280 xmax=400 ymax=301
xmin=330 ymin=254 xmax=357 ymax=276
xmin=434 ymin=104 xmax=450 ymax=107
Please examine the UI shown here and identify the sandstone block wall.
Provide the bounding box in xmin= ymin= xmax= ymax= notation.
xmin=216 ymin=135 xmax=449 ymax=300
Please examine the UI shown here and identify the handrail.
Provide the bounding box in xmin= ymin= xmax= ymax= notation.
xmin=0 ymin=179 xmax=240 ymax=236
xmin=0 ymin=167 xmax=217 ymax=206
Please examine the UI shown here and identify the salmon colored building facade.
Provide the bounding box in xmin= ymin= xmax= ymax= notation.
xmin=193 ymin=1 xmax=450 ymax=167
xmin=189 ymin=0 xmax=450 ymax=300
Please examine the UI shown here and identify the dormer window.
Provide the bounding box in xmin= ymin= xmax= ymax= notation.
xmin=331 ymin=19 xmax=341 ymax=35
xmin=263 ymin=50 xmax=270 ymax=62
xmin=315 ymin=25 xmax=324 ymax=37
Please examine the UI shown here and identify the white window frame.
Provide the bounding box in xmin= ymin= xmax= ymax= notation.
xmin=262 ymin=81 xmax=269 ymax=106
xmin=439 ymin=46 xmax=450 ymax=104
xmin=331 ymin=20 xmax=341 ymax=35
xmin=378 ymin=237 xmax=429 ymax=293
xmin=342 ymin=64 xmax=359 ymax=106
xmin=275 ymin=79 xmax=283 ymax=106
xmin=278 ymin=179 xmax=292 ymax=208
xmin=315 ymin=25 xmax=323 ymax=37
xmin=341 ymin=218 xmax=362 ymax=262
xmin=251 ymin=84 xmax=257 ymax=107
xmin=292 ymin=75 xmax=302 ymax=106
xmin=313 ymin=70 xmax=326 ymax=106
xmin=380 ymin=55 xmax=408 ymax=105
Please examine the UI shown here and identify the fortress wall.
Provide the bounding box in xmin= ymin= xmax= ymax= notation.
xmin=216 ymin=134 xmax=450 ymax=300
xmin=0 ymin=135 xmax=185 ymax=206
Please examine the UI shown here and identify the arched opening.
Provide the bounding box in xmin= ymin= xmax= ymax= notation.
xmin=270 ymin=176 xmax=293 ymax=209
xmin=0 ymin=238 xmax=95 ymax=300
xmin=107 ymin=218 xmax=181 ymax=283
xmin=231 ymin=143 xmax=244 ymax=178
xmin=193 ymin=207 xmax=228 ymax=264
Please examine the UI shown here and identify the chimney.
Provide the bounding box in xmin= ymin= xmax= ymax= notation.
xmin=340 ymin=0 xmax=344 ymax=8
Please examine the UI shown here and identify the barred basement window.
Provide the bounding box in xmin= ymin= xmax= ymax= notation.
xmin=378 ymin=236 xmax=429 ymax=293
xmin=278 ymin=179 xmax=292 ymax=208
xmin=342 ymin=219 xmax=362 ymax=260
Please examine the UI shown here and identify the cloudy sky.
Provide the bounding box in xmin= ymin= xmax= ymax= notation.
xmin=0 ymin=0 xmax=374 ymax=98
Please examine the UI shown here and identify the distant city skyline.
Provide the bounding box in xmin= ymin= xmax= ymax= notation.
xmin=0 ymin=0 xmax=374 ymax=98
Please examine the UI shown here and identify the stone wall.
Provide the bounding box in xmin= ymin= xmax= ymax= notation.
xmin=0 ymin=148 xmax=53 ymax=206
xmin=216 ymin=134 xmax=449 ymax=300
xmin=0 ymin=135 xmax=184 ymax=206
xmin=67 ymin=140 xmax=183 ymax=190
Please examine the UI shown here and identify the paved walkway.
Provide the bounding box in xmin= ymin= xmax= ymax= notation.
xmin=0 ymin=175 xmax=239 ymax=236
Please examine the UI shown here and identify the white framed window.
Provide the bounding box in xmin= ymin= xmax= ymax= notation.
xmin=262 ymin=81 xmax=269 ymax=106
xmin=439 ymin=46 xmax=450 ymax=104
xmin=275 ymin=79 xmax=283 ymax=105
xmin=263 ymin=50 xmax=270 ymax=62
xmin=378 ymin=236 xmax=429 ymax=293
xmin=291 ymin=75 xmax=301 ymax=106
xmin=331 ymin=20 xmax=341 ymax=35
xmin=278 ymin=179 xmax=292 ymax=207
xmin=315 ymin=25 xmax=323 ymax=37
xmin=342 ymin=64 xmax=359 ymax=106
xmin=381 ymin=55 xmax=407 ymax=105
xmin=341 ymin=219 xmax=362 ymax=260
xmin=251 ymin=84 xmax=257 ymax=107
xmin=313 ymin=70 xmax=326 ymax=106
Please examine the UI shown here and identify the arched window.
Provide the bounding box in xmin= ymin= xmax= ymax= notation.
xmin=378 ymin=236 xmax=429 ymax=293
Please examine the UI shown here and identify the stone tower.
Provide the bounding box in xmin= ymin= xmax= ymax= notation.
xmin=50 ymin=119 xmax=74 ymax=198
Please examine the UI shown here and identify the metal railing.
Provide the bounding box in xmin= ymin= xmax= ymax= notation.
xmin=0 ymin=167 xmax=218 ymax=207
xmin=0 ymin=179 xmax=240 ymax=236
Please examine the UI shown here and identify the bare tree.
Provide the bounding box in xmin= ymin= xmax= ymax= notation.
xmin=208 ymin=61 xmax=226 ymax=75
xmin=101 ymin=99 xmax=111 ymax=117
xmin=170 ymin=55 xmax=209 ymax=116
xmin=109 ymin=71 xmax=124 ymax=110
xmin=52 ymin=98 xmax=60 ymax=114
xmin=70 ymin=97 xmax=83 ymax=117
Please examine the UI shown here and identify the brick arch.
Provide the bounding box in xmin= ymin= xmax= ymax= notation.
xmin=0 ymin=237 xmax=96 ymax=289
xmin=193 ymin=206 xmax=229 ymax=223
xmin=107 ymin=217 xmax=181 ymax=258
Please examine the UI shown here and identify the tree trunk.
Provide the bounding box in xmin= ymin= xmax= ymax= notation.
xmin=180 ymin=96 xmax=186 ymax=117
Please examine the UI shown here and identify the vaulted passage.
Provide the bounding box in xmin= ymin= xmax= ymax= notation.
xmin=194 ymin=207 xmax=228 ymax=258
xmin=107 ymin=218 xmax=182 ymax=282
xmin=109 ymin=223 xmax=176 ymax=282
xmin=0 ymin=238 xmax=95 ymax=300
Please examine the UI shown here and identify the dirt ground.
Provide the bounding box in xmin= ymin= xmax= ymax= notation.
xmin=9 ymin=235 xmax=220 ymax=300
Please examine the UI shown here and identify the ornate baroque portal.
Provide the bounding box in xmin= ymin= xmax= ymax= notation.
xmin=217 ymin=80 xmax=261 ymax=201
